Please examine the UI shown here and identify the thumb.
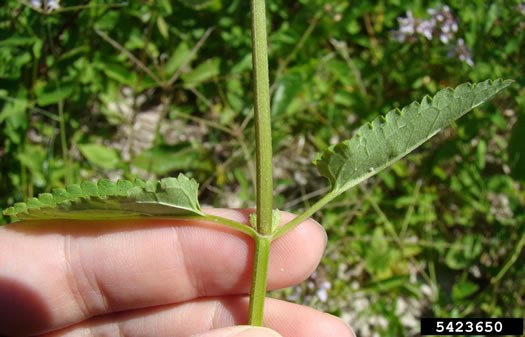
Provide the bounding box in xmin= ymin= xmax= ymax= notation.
xmin=191 ymin=326 xmax=283 ymax=337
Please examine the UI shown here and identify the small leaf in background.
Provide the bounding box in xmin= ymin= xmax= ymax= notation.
xmin=365 ymin=228 xmax=394 ymax=279
xmin=98 ymin=62 xmax=138 ymax=86
xmin=181 ymin=58 xmax=220 ymax=88
xmin=157 ymin=16 xmax=169 ymax=39
xmin=445 ymin=235 xmax=482 ymax=270
xmin=475 ymin=139 xmax=486 ymax=170
xmin=132 ymin=145 xmax=213 ymax=175
xmin=124 ymin=28 xmax=146 ymax=51
xmin=326 ymin=59 xmax=355 ymax=87
xmin=16 ymin=145 xmax=46 ymax=187
xmin=165 ymin=42 xmax=191 ymax=75
xmin=32 ymin=38 xmax=43 ymax=59
xmin=0 ymin=35 xmax=37 ymax=47
xmin=178 ymin=0 xmax=219 ymax=10
xmin=0 ymin=89 xmax=28 ymax=144
xmin=78 ymin=144 xmax=120 ymax=169
xmin=363 ymin=275 xmax=411 ymax=293
xmin=231 ymin=54 xmax=252 ymax=74
xmin=452 ymin=278 xmax=479 ymax=301
xmin=233 ymin=168 xmax=250 ymax=203
xmin=158 ymin=0 xmax=173 ymax=14
xmin=225 ymin=78 xmax=245 ymax=117
xmin=94 ymin=10 xmax=120 ymax=30
xmin=36 ymin=82 xmax=75 ymax=106
xmin=271 ymin=71 xmax=303 ymax=117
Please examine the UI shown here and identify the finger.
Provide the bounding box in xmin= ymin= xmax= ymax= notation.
xmin=38 ymin=297 xmax=353 ymax=337
xmin=0 ymin=209 xmax=326 ymax=336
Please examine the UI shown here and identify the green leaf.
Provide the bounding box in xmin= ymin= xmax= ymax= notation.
xmin=445 ymin=235 xmax=482 ymax=270
xmin=178 ymin=0 xmax=218 ymax=10
xmin=36 ymin=82 xmax=75 ymax=106
xmin=0 ymin=36 xmax=38 ymax=47
xmin=78 ymin=144 xmax=120 ymax=169
xmin=181 ymin=58 xmax=220 ymax=88
xmin=452 ymin=279 xmax=479 ymax=300
xmin=157 ymin=16 xmax=169 ymax=39
xmin=99 ymin=63 xmax=138 ymax=86
xmin=364 ymin=228 xmax=394 ymax=278
xmin=3 ymin=174 xmax=205 ymax=220
xmin=314 ymin=79 xmax=513 ymax=194
xmin=132 ymin=145 xmax=213 ymax=175
xmin=165 ymin=43 xmax=191 ymax=75
xmin=271 ymin=71 xmax=303 ymax=117
xmin=16 ymin=145 xmax=47 ymax=186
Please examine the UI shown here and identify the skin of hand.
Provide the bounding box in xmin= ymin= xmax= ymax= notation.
xmin=0 ymin=209 xmax=355 ymax=337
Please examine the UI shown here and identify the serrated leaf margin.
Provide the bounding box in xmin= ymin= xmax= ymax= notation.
xmin=314 ymin=79 xmax=513 ymax=193
xmin=3 ymin=173 xmax=205 ymax=220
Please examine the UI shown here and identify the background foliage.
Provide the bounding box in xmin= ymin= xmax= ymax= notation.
xmin=1 ymin=1 xmax=524 ymax=336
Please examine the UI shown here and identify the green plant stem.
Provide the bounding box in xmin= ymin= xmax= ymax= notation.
xmin=273 ymin=190 xmax=339 ymax=240
xmin=200 ymin=214 xmax=257 ymax=238
xmin=249 ymin=0 xmax=273 ymax=327
xmin=491 ymin=232 xmax=525 ymax=284
xmin=58 ymin=100 xmax=71 ymax=184
xmin=251 ymin=0 xmax=273 ymax=236
xmin=248 ymin=235 xmax=271 ymax=325
xmin=45 ymin=20 xmax=71 ymax=184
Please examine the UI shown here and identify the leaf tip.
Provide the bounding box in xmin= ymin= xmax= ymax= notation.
xmin=313 ymin=152 xmax=323 ymax=165
xmin=421 ymin=95 xmax=433 ymax=106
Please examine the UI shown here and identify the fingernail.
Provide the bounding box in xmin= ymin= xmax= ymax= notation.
xmin=326 ymin=313 xmax=357 ymax=337
xmin=194 ymin=326 xmax=282 ymax=337
xmin=311 ymin=217 xmax=328 ymax=246
xmin=236 ymin=327 xmax=283 ymax=337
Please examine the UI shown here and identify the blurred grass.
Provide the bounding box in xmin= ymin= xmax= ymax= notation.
xmin=1 ymin=1 xmax=524 ymax=336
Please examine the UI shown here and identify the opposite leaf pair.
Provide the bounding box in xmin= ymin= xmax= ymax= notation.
xmin=4 ymin=79 xmax=513 ymax=238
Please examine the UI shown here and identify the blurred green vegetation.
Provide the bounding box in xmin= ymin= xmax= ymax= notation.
xmin=1 ymin=0 xmax=524 ymax=336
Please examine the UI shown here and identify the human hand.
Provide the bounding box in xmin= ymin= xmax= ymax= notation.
xmin=0 ymin=209 xmax=354 ymax=337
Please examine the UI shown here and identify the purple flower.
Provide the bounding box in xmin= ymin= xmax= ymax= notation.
xmin=31 ymin=0 xmax=60 ymax=12
xmin=316 ymin=281 xmax=332 ymax=303
xmin=448 ymin=38 xmax=474 ymax=67
xmin=417 ymin=19 xmax=435 ymax=40
xmin=392 ymin=4 xmax=474 ymax=66
xmin=316 ymin=288 xmax=328 ymax=302
xmin=392 ymin=4 xmax=459 ymax=44
xmin=518 ymin=2 xmax=525 ymax=15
